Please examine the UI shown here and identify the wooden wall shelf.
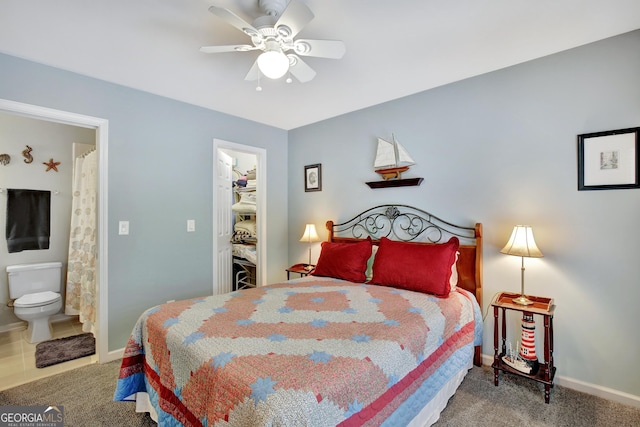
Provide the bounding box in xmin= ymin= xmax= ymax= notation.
xmin=366 ymin=178 xmax=423 ymax=189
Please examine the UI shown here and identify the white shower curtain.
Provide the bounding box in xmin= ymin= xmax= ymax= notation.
xmin=64 ymin=149 xmax=98 ymax=333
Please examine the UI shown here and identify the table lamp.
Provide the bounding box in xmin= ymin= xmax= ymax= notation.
xmin=500 ymin=225 xmax=544 ymax=375
xmin=299 ymin=224 xmax=320 ymax=270
xmin=500 ymin=225 xmax=543 ymax=305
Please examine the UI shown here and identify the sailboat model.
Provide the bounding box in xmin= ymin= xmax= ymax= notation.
xmin=374 ymin=135 xmax=416 ymax=180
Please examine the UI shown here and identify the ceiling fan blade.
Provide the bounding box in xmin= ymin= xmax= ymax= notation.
xmin=274 ymin=0 xmax=314 ymax=38
xmin=288 ymin=55 xmax=316 ymax=83
xmin=208 ymin=5 xmax=259 ymax=37
xmin=244 ymin=60 xmax=260 ymax=81
xmin=200 ymin=44 xmax=257 ymax=54
xmin=293 ymin=39 xmax=346 ymax=59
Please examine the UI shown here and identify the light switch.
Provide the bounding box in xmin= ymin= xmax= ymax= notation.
xmin=119 ymin=221 xmax=129 ymax=235
xmin=187 ymin=219 xmax=195 ymax=232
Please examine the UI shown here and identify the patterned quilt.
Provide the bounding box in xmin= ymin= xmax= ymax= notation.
xmin=114 ymin=277 xmax=482 ymax=426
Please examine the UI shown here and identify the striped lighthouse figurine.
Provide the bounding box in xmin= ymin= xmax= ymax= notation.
xmin=518 ymin=312 xmax=540 ymax=374
xmin=501 ymin=312 xmax=540 ymax=375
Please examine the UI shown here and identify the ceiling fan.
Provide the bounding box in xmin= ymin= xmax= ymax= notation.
xmin=200 ymin=0 xmax=346 ymax=84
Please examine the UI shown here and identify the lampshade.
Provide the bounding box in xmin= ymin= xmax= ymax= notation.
xmin=257 ymin=41 xmax=289 ymax=79
xmin=299 ymin=224 xmax=320 ymax=243
xmin=500 ymin=226 xmax=543 ymax=258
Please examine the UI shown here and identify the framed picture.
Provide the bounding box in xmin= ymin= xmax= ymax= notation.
xmin=304 ymin=164 xmax=322 ymax=192
xmin=577 ymin=127 xmax=640 ymax=191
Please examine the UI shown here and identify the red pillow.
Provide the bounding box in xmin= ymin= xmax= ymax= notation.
xmin=370 ymin=236 xmax=459 ymax=297
xmin=311 ymin=238 xmax=372 ymax=283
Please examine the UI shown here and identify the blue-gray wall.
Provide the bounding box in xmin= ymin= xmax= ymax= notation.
xmin=1 ymin=29 xmax=638 ymax=402
xmin=289 ymin=30 xmax=640 ymax=399
xmin=0 ymin=53 xmax=289 ymax=351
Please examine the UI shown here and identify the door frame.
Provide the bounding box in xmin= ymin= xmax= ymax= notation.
xmin=213 ymin=139 xmax=267 ymax=292
xmin=0 ymin=99 xmax=109 ymax=363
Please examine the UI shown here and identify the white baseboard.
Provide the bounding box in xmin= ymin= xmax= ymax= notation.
xmin=554 ymin=374 xmax=640 ymax=409
xmin=481 ymin=354 xmax=640 ymax=409
xmin=100 ymin=347 xmax=124 ymax=364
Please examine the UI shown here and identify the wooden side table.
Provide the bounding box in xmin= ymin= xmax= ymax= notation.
xmin=491 ymin=292 xmax=556 ymax=403
xmin=286 ymin=263 xmax=315 ymax=280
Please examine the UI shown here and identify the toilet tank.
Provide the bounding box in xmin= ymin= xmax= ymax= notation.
xmin=7 ymin=262 xmax=63 ymax=299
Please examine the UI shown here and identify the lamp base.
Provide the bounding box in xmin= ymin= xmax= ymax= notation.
xmin=512 ymin=294 xmax=533 ymax=306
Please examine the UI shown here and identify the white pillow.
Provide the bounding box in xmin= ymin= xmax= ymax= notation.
xmin=365 ymin=245 xmax=379 ymax=281
xmin=450 ymin=251 xmax=459 ymax=290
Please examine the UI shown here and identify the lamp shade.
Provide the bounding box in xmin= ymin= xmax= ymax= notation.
xmin=299 ymin=224 xmax=320 ymax=243
xmin=500 ymin=225 xmax=543 ymax=258
xmin=257 ymin=41 xmax=289 ymax=79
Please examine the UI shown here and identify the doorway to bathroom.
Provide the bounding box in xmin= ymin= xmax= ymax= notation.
xmin=0 ymin=99 xmax=109 ymax=380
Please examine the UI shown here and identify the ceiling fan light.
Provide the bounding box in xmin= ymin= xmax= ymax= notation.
xmin=257 ymin=50 xmax=289 ymax=79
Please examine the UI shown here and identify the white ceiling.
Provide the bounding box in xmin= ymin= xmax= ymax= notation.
xmin=1 ymin=0 xmax=639 ymax=130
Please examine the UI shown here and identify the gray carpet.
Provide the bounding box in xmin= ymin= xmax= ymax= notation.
xmin=0 ymin=360 xmax=154 ymax=427
xmin=0 ymin=361 xmax=638 ymax=426
xmin=435 ymin=365 xmax=640 ymax=426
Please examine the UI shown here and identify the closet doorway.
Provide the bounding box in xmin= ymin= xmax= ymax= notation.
xmin=0 ymin=99 xmax=109 ymax=362
xmin=213 ymin=139 xmax=266 ymax=295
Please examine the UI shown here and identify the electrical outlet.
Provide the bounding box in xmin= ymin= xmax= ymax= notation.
xmin=119 ymin=221 xmax=129 ymax=235
xmin=187 ymin=219 xmax=195 ymax=232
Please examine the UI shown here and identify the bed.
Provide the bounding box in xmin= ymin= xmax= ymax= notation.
xmin=114 ymin=204 xmax=483 ymax=426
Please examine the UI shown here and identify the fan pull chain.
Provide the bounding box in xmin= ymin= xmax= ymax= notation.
xmin=256 ymin=73 xmax=263 ymax=91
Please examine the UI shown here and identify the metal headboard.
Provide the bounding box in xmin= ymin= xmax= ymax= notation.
xmin=326 ymin=204 xmax=478 ymax=244
xmin=325 ymin=204 xmax=483 ymax=366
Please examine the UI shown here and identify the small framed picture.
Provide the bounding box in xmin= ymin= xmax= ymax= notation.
xmin=304 ymin=164 xmax=322 ymax=192
xmin=577 ymin=127 xmax=640 ymax=191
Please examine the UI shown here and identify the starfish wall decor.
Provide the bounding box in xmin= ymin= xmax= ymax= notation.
xmin=43 ymin=158 xmax=61 ymax=172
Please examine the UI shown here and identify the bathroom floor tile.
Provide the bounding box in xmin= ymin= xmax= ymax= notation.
xmin=20 ymin=340 xmax=37 ymax=356
xmin=51 ymin=325 xmax=76 ymax=339
xmin=0 ymin=318 xmax=94 ymax=391
xmin=0 ymin=340 xmax=23 ymax=358
xmin=0 ymin=371 xmax=27 ymax=391
xmin=0 ymin=353 xmax=25 ymax=374
xmin=0 ymin=327 xmax=25 ymax=346
xmin=23 ymin=362 xmax=61 ymax=380
xmin=56 ymin=354 xmax=97 ymax=373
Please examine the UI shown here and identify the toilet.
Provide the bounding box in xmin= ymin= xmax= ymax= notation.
xmin=7 ymin=262 xmax=63 ymax=343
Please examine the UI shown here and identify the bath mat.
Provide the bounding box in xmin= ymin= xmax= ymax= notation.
xmin=35 ymin=333 xmax=95 ymax=368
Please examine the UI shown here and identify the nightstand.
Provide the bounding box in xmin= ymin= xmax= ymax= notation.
xmin=286 ymin=263 xmax=315 ymax=280
xmin=491 ymin=292 xmax=556 ymax=403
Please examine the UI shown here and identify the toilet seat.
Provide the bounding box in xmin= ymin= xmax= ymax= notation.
xmin=14 ymin=291 xmax=61 ymax=308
